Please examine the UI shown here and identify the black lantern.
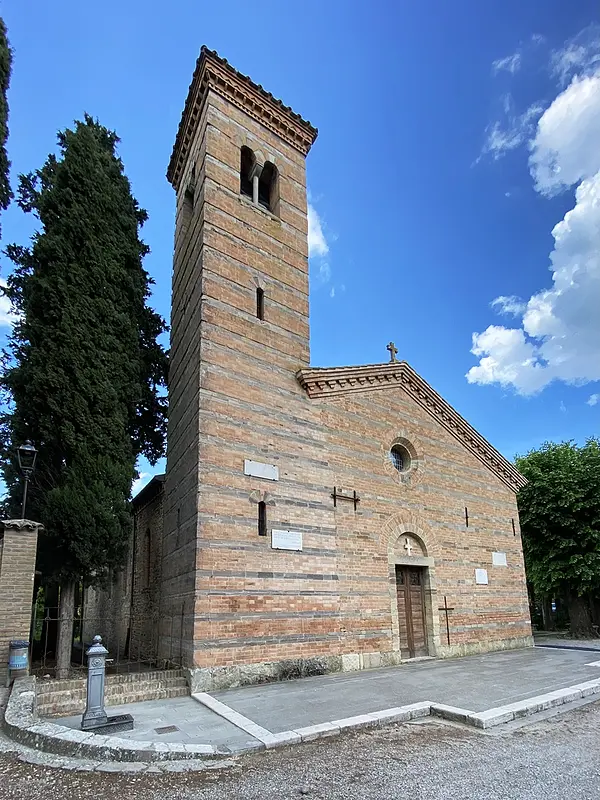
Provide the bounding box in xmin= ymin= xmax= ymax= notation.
xmin=17 ymin=440 xmax=37 ymax=518
xmin=17 ymin=441 xmax=37 ymax=475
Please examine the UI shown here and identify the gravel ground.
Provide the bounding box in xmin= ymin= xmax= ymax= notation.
xmin=1 ymin=703 xmax=600 ymax=800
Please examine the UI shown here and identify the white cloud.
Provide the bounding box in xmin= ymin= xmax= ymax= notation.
xmin=469 ymin=41 xmax=600 ymax=395
xmin=132 ymin=472 xmax=151 ymax=497
xmin=559 ymin=400 xmax=567 ymax=413
xmin=481 ymin=100 xmax=544 ymax=160
xmin=529 ymin=72 xmax=600 ymax=195
xmin=319 ymin=261 xmax=331 ymax=282
xmin=491 ymin=295 xmax=527 ymax=316
xmin=587 ymin=393 xmax=599 ymax=406
xmin=493 ymin=52 xmax=522 ymax=75
xmin=329 ymin=287 xmax=335 ymax=298
xmin=0 ymin=278 xmax=18 ymax=327
xmin=551 ymin=24 xmax=600 ymax=85
xmin=307 ymin=203 xmax=329 ymax=258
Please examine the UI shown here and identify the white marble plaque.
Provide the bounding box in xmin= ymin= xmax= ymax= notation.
xmin=271 ymin=529 xmax=303 ymax=551
xmin=244 ymin=459 xmax=279 ymax=481
xmin=492 ymin=551 xmax=507 ymax=567
xmin=475 ymin=568 xmax=489 ymax=585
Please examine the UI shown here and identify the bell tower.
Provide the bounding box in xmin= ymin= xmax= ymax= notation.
xmin=161 ymin=47 xmax=318 ymax=670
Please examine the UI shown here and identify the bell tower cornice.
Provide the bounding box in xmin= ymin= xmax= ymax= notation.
xmin=167 ymin=46 xmax=318 ymax=192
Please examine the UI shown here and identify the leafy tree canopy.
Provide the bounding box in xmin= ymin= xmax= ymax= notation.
xmin=0 ymin=115 xmax=168 ymax=584
xmin=516 ymin=439 xmax=600 ymax=599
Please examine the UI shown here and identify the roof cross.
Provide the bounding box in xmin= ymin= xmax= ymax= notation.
xmin=387 ymin=341 xmax=398 ymax=363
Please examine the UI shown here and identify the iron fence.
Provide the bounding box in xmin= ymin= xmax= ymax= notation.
xmin=30 ymin=603 xmax=186 ymax=677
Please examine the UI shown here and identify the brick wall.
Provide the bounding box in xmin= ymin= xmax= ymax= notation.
xmin=0 ymin=521 xmax=42 ymax=680
xmin=161 ymin=50 xmax=532 ymax=687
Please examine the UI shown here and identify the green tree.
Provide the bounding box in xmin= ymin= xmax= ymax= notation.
xmin=516 ymin=439 xmax=600 ymax=637
xmin=0 ymin=17 xmax=13 ymax=235
xmin=0 ymin=116 xmax=168 ymax=675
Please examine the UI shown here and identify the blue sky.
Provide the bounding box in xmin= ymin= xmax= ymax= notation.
xmin=1 ymin=0 xmax=599 ymax=493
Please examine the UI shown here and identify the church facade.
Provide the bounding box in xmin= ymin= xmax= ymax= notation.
xmin=134 ymin=47 xmax=532 ymax=691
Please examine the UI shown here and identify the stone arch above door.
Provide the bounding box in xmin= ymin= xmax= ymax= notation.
xmin=391 ymin=532 xmax=430 ymax=565
xmin=381 ymin=511 xmax=439 ymax=561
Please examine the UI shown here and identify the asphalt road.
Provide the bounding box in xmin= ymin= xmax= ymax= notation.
xmin=2 ymin=702 xmax=600 ymax=800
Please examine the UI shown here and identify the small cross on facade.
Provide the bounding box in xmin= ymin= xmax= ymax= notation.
xmin=387 ymin=341 xmax=398 ymax=363
xmin=403 ymin=537 xmax=413 ymax=556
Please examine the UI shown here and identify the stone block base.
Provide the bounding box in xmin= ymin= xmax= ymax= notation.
xmin=434 ymin=635 xmax=534 ymax=660
xmin=81 ymin=714 xmax=134 ymax=734
xmin=187 ymin=637 xmax=534 ymax=693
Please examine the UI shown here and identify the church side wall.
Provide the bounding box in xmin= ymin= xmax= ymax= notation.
xmin=130 ymin=492 xmax=164 ymax=664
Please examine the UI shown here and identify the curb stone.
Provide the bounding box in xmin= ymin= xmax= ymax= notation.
xmin=2 ymin=677 xmax=222 ymax=763
xmin=4 ymin=674 xmax=600 ymax=770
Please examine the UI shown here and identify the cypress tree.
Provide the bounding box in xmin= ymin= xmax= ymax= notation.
xmin=0 ymin=18 xmax=13 ymax=235
xmin=0 ymin=116 xmax=168 ymax=672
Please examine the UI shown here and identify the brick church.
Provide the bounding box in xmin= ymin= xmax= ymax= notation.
xmin=128 ymin=47 xmax=532 ymax=692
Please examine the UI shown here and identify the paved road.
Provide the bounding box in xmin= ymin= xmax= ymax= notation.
xmin=2 ymin=701 xmax=600 ymax=799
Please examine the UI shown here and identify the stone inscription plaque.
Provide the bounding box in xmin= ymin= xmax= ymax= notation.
xmin=244 ymin=459 xmax=279 ymax=481
xmin=475 ymin=568 xmax=489 ymax=585
xmin=492 ymin=551 xmax=507 ymax=567
xmin=271 ymin=529 xmax=303 ymax=551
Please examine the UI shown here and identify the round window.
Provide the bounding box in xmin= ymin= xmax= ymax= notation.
xmin=390 ymin=443 xmax=411 ymax=472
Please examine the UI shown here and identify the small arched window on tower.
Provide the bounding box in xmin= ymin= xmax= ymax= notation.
xmin=258 ymin=501 xmax=267 ymax=537
xmin=258 ymin=161 xmax=278 ymax=213
xmin=256 ymin=287 xmax=265 ymax=320
xmin=180 ymin=177 xmax=195 ymax=238
xmin=240 ymin=146 xmax=254 ymax=199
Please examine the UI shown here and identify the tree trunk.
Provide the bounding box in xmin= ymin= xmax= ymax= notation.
xmin=567 ymin=593 xmax=594 ymax=638
xmin=589 ymin=595 xmax=600 ymax=629
xmin=541 ymin=595 xmax=556 ymax=631
xmin=55 ymin=581 xmax=75 ymax=679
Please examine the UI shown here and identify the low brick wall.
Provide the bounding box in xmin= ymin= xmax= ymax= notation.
xmin=36 ymin=669 xmax=188 ymax=717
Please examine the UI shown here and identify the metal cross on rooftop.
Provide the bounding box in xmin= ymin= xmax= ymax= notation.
xmin=387 ymin=342 xmax=398 ymax=363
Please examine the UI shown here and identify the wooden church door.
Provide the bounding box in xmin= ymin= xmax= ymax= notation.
xmin=395 ymin=565 xmax=428 ymax=658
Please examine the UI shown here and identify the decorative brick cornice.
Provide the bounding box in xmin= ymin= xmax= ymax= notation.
xmin=167 ymin=46 xmax=318 ymax=191
xmin=297 ymin=362 xmax=527 ymax=494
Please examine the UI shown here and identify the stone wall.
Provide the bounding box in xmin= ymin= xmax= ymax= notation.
xmin=83 ymin=479 xmax=166 ymax=667
xmin=129 ymin=487 xmax=164 ymax=663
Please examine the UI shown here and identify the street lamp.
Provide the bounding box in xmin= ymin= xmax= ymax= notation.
xmin=17 ymin=440 xmax=37 ymax=519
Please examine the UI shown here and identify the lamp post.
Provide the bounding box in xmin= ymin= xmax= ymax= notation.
xmin=17 ymin=440 xmax=37 ymax=519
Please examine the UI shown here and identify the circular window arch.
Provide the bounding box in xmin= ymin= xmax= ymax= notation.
xmin=389 ymin=443 xmax=411 ymax=473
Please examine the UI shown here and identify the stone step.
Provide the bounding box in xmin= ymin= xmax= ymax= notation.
xmin=37 ymin=678 xmax=188 ymax=704
xmin=38 ymin=684 xmax=190 ymax=717
xmin=36 ymin=669 xmax=185 ymax=695
xmin=37 ymin=675 xmax=188 ymax=696
xmin=36 ymin=670 xmax=190 ymax=717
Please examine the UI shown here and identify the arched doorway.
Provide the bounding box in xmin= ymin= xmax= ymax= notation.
xmin=395 ymin=560 xmax=428 ymax=658
xmin=389 ymin=532 xmax=436 ymax=659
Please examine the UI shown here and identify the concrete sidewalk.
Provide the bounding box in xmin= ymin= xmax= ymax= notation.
xmin=52 ymin=646 xmax=600 ymax=755
xmin=207 ymin=645 xmax=600 ymax=733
